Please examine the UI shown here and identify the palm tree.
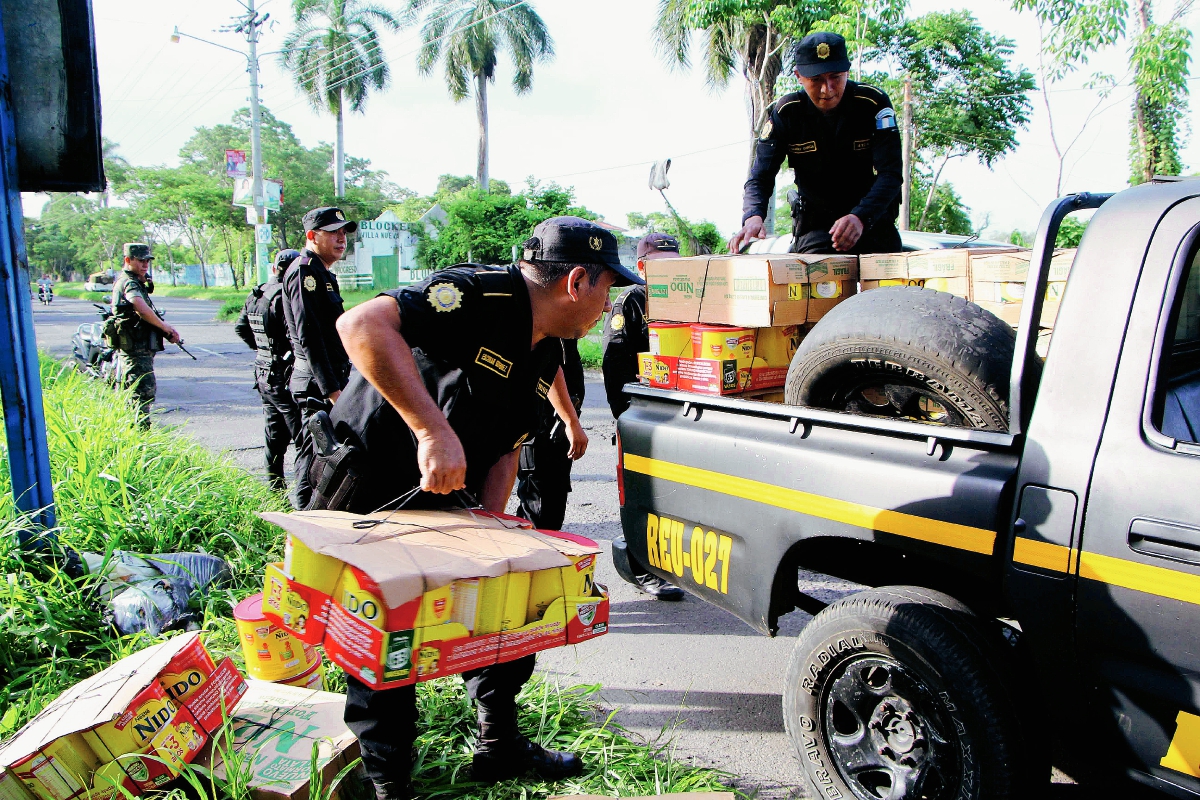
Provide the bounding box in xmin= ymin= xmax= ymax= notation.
xmin=281 ymin=0 xmax=401 ymax=197
xmin=406 ymin=0 xmax=553 ymax=192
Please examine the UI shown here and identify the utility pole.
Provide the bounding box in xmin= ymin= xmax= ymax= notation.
xmin=900 ymin=75 xmax=913 ymax=232
xmin=242 ymin=0 xmax=266 ymax=228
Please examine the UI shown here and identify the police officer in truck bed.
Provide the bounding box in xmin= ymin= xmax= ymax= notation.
xmin=322 ymin=216 xmax=642 ymax=800
xmin=728 ymin=32 xmax=903 ymax=256
xmin=283 ymin=207 xmax=356 ymax=509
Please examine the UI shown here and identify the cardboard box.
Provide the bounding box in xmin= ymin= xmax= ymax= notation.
xmin=972 ymin=281 xmax=1066 ymax=329
xmin=206 ymin=681 xmax=359 ymax=800
xmin=906 ymin=247 xmax=1021 ymax=280
xmin=0 ymin=635 xmax=245 ymax=800
xmin=638 ymin=353 xmax=679 ymax=390
xmin=637 ymin=354 xmax=786 ymax=396
xmin=643 ymin=256 xmax=710 ymax=322
xmin=860 ymin=277 xmax=971 ymax=300
xmin=969 ymin=248 xmax=1075 ymax=283
xmin=859 ymin=252 xmax=909 ymax=280
xmin=258 ymin=510 xmax=608 ymax=690
xmin=644 ymin=254 xmax=857 ymax=326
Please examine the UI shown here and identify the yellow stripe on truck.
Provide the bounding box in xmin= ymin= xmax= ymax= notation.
xmin=1079 ymin=551 xmax=1200 ymax=607
xmin=623 ymin=453 xmax=996 ymax=555
xmin=1012 ymin=537 xmax=1073 ymax=572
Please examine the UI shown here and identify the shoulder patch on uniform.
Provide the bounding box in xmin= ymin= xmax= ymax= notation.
xmin=876 ymin=107 xmax=897 ymax=130
xmin=758 ymin=120 xmax=773 ymax=141
xmin=609 ymin=313 xmax=625 ymax=332
xmin=303 ymin=275 xmax=317 ymax=292
xmin=536 ymin=378 xmax=552 ymax=398
xmin=428 ymin=282 xmax=463 ymax=312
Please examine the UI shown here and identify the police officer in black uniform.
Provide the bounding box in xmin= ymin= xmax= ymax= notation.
xmin=515 ymin=337 xmax=587 ymax=530
xmin=728 ymin=32 xmax=903 ymax=256
xmin=600 ymin=233 xmax=686 ymax=599
xmin=234 ymin=249 xmax=303 ymax=491
xmin=323 ymin=216 xmax=641 ymax=800
xmin=283 ymin=207 xmax=356 ymax=509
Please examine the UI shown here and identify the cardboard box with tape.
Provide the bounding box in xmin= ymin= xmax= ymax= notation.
xmin=259 ymin=509 xmax=608 ymax=690
xmin=0 ymin=635 xmax=246 ymax=800
xmin=644 ymin=254 xmax=857 ymax=326
xmin=861 ymin=247 xmax=1022 ymax=300
xmin=970 ymin=249 xmax=1075 ymax=329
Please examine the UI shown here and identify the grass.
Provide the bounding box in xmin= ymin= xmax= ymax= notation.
xmin=0 ymin=356 xmax=737 ymax=799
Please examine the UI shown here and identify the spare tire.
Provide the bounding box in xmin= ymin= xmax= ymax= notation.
xmin=785 ymin=287 xmax=1033 ymax=431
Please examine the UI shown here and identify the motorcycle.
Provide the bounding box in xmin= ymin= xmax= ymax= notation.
xmin=37 ymin=283 xmax=53 ymax=305
xmin=72 ymin=302 xmax=116 ymax=382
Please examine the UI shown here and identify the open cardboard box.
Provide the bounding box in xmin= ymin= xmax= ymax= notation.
xmin=203 ymin=681 xmax=359 ymax=800
xmin=0 ymin=635 xmax=246 ymax=800
xmin=645 ymin=254 xmax=857 ymax=326
xmin=259 ymin=509 xmax=609 ymax=690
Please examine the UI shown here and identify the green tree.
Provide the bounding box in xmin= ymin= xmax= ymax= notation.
xmin=874 ymin=11 xmax=1035 ymax=230
xmin=124 ymin=168 xmax=230 ymax=288
xmin=1012 ymin=0 xmax=1192 ymax=185
xmin=626 ymin=211 xmax=726 ymax=256
xmin=179 ymin=107 xmax=398 ymax=249
xmin=419 ymin=178 xmax=595 ymax=268
xmin=280 ymin=0 xmax=401 ymax=198
xmin=906 ymin=175 xmax=972 ymax=235
xmin=405 ymin=0 xmax=554 ymax=192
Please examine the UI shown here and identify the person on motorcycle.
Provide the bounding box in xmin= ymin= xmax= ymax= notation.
xmin=110 ymin=243 xmax=182 ymax=427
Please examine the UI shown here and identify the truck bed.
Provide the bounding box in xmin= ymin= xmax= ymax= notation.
xmin=617 ymin=384 xmax=1020 ymax=634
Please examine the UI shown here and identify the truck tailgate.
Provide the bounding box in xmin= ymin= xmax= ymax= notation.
xmin=618 ymin=387 xmax=1020 ymax=634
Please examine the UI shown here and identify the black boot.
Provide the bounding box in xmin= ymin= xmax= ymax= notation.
xmin=370 ymin=780 xmax=410 ymax=800
xmin=471 ymin=705 xmax=583 ymax=783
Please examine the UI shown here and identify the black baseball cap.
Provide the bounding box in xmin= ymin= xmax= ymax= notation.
xmin=274 ymin=249 xmax=302 ymax=270
xmin=637 ymin=233 xmax=680 ymax=259
xmin=303 ymin=207 xmax=358 ymax=233
xmin=793 ymin=32 xmax=851 ymax=78
xmin=523 ymin=216 xmax=644 ymax=287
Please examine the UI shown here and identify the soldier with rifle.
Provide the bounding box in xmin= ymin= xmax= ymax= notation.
xmin=107 ymin=243 xmax=182 ymax=427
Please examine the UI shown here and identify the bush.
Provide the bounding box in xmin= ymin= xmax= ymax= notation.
xmin=0 ymin=357 xmax=288 ymax=733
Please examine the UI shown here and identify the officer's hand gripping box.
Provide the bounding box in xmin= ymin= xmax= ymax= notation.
xmin=259 ymin=509 xmax=608 ymax=690
xmin=0 ymin=634 xmax=247 ymax=800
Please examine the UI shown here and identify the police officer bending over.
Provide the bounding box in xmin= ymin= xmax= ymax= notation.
xmin=235 ymin=249 xmax=303 ymax=492
xmin=600 ymin=233 xmax=685 ymax=600
xmin=110 ymin=243 xmax=182 ymax=427
xmin=728 ymin=31 xmax=903 ymax=255
xmin=321 ymin=216 xmax=640 ymax=799
xmin=283 ymin=207 xmax=356 ymax=509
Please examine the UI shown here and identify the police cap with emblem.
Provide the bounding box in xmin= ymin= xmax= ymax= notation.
xmin=274 ymin=249 xmax=302 ymax=270
xmin=302 ymin=207 xmax=359 ymax=233
xmin=123 ymin=243 xmax=154 ymax=260
xmin=522 ymin=216 xmax=644 ymax=287
xmin=636 ymin=232 xmax=680 ymax=259
xmin=793 ymin=32 xmax=851 ymax=78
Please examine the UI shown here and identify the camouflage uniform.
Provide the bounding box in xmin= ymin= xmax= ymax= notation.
xmin=110 ymin=244 xmax=165 ymax=426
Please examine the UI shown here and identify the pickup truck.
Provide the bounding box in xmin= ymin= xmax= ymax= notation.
xmin=613 ymin=182 xmax=1200 ymax=799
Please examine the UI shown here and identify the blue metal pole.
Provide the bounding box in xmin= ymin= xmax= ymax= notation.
xmin=0 ymin=6 xmax=57 ymax=529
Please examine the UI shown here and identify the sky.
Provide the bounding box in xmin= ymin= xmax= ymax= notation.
xmin=20 ymin=0 xmax=1200 ymax=239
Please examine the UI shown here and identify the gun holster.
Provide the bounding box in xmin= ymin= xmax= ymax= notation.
xmin=305 ymin=410 xmax=361 ymax=511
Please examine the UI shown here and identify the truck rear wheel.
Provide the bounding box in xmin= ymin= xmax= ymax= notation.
xmin=785 ymin=288 xmax=1028 ymax=431
xmin=783 ymin=587 xmax=1034 ymax=800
